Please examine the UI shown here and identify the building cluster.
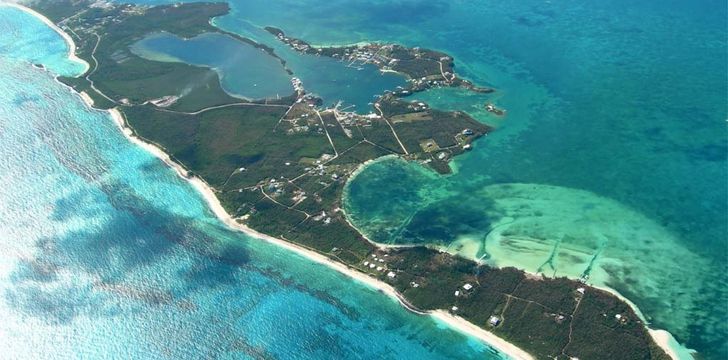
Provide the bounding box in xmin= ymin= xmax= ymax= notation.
xmin=284 ymin=102 xmax=322 ymax=135
xmin=291 ymin=77 xmax=305 ymax=96
xmin=409 ymin=101 xmax=429 ymax=112
xmin=485 ymin=103 xmax=506 ymax=116
xmin=274 ymin=33 xmax=312 ymax=53
xmin=302 ymin=159 xmax=329 ymax=177
xmin=266 ymin=178 xmax=285 ymax=196
xmin=363 ymin=253 xmax=392 ymax=274
xmin=290 ymin=189 xmax=307 ymax=205
xmin=334 ymin=110 xmax=381 ymax=130
xmin=331 ymin=44 xmax=395 ymax=68
xmin=286 ymin=113 xmax=312 ymax=134
xmin=312 ymin=210 xmax=331 ymax=224
xmin=273 ymin=33 xmax=478 ymax=99
xmin=383 ymin=73 xmax=457 ymax=97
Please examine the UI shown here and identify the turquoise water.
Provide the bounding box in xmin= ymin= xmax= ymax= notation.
xmin=0 ymin=7 xmax=86 ymax=76
xmin=0 ymin=6 xmax=509 ymax=359
xmin=5 ymin=0 xmax=726 ymax=357
xmin=331 ymin=1 xmax=726 ymax=358
xmin=131 ymin=32 xmax=292 ymax=100
xmin=125 ymin=0 xmax=727 ymax=357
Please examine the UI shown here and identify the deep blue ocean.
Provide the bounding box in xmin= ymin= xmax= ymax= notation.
xmin=1 ymin=0 xmax=726 ymax=359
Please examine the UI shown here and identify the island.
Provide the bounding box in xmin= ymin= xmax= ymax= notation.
xmin=27 ymin=1 xmax=672 ymax=359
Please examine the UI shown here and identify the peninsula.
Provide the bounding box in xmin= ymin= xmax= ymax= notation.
xmin=264 ymin=26 xmax=494 ymax=96
xmin=25 ymin=1 xmax=672 ymax=359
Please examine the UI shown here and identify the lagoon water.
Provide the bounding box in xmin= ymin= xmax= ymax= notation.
xmin=198 ymin=21 xmax=408 ymax=112
xmin=131 ymin=33 xmax=293 ymax=99
xmin=328 ymin=1 xmax=727 ymax=358
xmin=130 ymin=27 xmax=407 ymax=110
xmin=130 ymin=32 xmax=292 ymax=100
xmin=2 ymin=0 xmax=726 ymax=358
xmin=133 ymin=0 xmax=724 ymax=357
xmin=0 ymin=6 xmax=507 ymax=359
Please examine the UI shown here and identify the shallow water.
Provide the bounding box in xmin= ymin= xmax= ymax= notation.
xmin=0 ymin=6 xmax=508 ymax=359
xmin=131 ymin=17 xmax=407 ymax=111
xmin=339 ymin=0 xmax=728 ymax=356
xmin=131 ymin=32 xmax=293 ymax=100
xmin=12 ymin=0 xmax=728 ymax=357
xmin=200 ymin=0 xmax=727 ymax=357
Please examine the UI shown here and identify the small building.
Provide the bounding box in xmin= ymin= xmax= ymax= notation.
xmin=451 ymin=306 xmax=459 ymax=312
xmin=462 ymin=283 xmax=473 ymax=291
xmin=576 ymin=287 xmax=585 ymax=295
xmin=462 ymin=128 xmax=474 ymax=136
xmin=454 ymin=290 xmax=460 ymax=297
xmin=387 ymin=271 xmax=396 ymax=278
xmin=488 ymin=316 xmax=501 ymax=326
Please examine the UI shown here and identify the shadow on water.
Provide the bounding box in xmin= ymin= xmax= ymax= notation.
xmin=5 ymin=174 xmax=251 ymax=324
xmin=6 ymin=172 xmax=366 ymax=330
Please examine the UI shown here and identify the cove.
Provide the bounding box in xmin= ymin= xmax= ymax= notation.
xmin=131 ymin=32 xmax=292 ymax=100
xmin=0 ymin=6 xmax=508 ymax=360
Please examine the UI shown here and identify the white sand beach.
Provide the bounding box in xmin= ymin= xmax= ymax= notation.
xmin=12 ymin=2 xmax=683 ymax=359
xmin=105 ymin=107 xmax=535 ymax=360
xmin=2 ymin=2 xmax=90 ymax=74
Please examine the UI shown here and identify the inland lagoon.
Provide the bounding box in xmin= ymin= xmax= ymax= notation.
xmin=0 ymin=6 xmax=507 ymax=359
xmin=131 ymin=32 xmax=293 ymax=100
xmin=2 ymin=0 xmax=725 ymax=358
xmin=131 ymin=26 xmax=408 ymax=111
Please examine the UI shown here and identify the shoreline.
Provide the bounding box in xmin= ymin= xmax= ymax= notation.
xmin=103 ymin=106 xmax=535 ymax=360
xmin=649 ymin=330 xmax=686 ymax=360
xmin=342 ymin=156 xmax=691 ymax=360
xmin=13 ymin=2 xmax=684 ymax=358
xmin=2 ymin=2 xmax=90 ymax=75
xmin=4 ymin=3 xmax=534 ymax=356
xmin=107 ymin=93 xmax=683 ymax=360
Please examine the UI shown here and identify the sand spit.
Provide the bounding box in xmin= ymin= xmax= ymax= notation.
xmin=12 ymin=2 xmax=683 ymax=358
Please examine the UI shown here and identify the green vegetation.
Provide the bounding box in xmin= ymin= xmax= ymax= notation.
xmin=379 ymin=247 xmax=669 ymax=359
xmin=32 ymin=1 xmax=668 ymax=359
xmin=37 ymin=1 xmax=288 ymax=112
xmin=266 ymin=27 xmax=494 ymax=95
